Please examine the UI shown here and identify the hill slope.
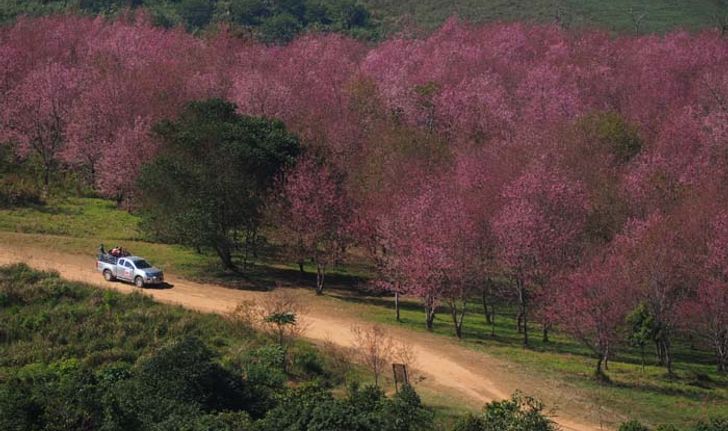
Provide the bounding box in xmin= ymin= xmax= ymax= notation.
xmin=364 ymin=0 xmax=726 ymax=33
xmin=1 ymin=0 xmax=725 ymax=35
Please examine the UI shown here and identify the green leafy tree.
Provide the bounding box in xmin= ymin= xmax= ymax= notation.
xmin=179 ymin=0 xmax=215 ymax=29
xmin=627 ymin=303 xmax=656 ymax=372
xmin=137 ymin=99 xmax=300 ymax=271
xmin=265 ymin=312 xmax=297 ymax=346
xmin=260 ymin=12 xmax=303 ymax=44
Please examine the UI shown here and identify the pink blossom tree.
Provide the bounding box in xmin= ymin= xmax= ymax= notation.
xmin=683 ymin=211 xmax=728 ymax=372
xmin=0 ymin=62 xmax=81 ymax=191
xmin=492 ymin=162 xmax=589 ymax=346
xmin=376 ymin=176 xmax=479 ymax=336
xmin=553 ymin=254 xmax=634 ymax=378
xmin=279 ymin=156 xmax=351 ymax=295
xmin=617 ymin=213 xmax=697 ymax=375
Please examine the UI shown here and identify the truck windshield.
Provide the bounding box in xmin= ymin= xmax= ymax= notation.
xmin=133 ymin=260 xmax=151 ymax=269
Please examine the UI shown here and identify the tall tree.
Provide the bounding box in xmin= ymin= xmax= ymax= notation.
xmin=684 ymin=211 xmax=728 ymax=372
xmin=0 ymin=62 xmax=80 ymax=192
xmin=492 ymin=163 xmax=589 ymax=346
xmin=138 ymin=99 xmax=299 ymax=271
xmin=553 ymin=254 xmax=633 ymax=378
xmin=277 ymin=156 xmax=351 ymax=294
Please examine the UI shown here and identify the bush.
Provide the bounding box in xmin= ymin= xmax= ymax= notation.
xmin=0 ymin=175 xmax=43 ymax=207
xmin=452 ymin=392 xmax=557 ymax=431
xmin=292 ymin=344 xmax=327 ymax=378
xmin=693 ymin=418 xmax=728 ymax=431
xmin=620 ymin=420 xmax=651 ymax=431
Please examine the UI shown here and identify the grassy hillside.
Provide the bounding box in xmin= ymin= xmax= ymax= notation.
xmin=1 ymin=198 xmax=727 ymax=429
xmin=1 ymin=0 xmax=725 ymax=35
xmin=364 ymin=0 xmax=726 ymax=33
xmin=0 ymin=264 xmax=441 ymax=431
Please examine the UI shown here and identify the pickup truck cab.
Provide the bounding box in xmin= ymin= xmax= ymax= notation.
xmin=97 ymin=254 xmax=164 ymax=287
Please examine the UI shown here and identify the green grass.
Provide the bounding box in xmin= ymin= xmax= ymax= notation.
xmin=0 ymin=263 xmax=463 ymax=430
xmin=363 ymin=0 xmax=726 ymax=34
xmin=0 ymin=197 xmax=371 ymax=289
xmin=1 ymin=197 xmax=727 ymax=428
xmin=320 ymin=292 xmax=728 ymax=428
xmin=0 ymin=263 xmax=356 ymax=403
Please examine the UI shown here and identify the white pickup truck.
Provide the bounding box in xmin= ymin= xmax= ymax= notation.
xmin=96 ymin=254 xmax=164 ymax=287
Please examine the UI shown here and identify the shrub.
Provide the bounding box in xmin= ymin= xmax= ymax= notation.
xmin=692 ymin=418 xmax=728 ymax=431
xmin=620 ymin=420 xmax=651 ymax=431
xmin=452 ymin=392 xmax=557 ymax=431
xmin=0 ymin=175 xmax=43 ymax=208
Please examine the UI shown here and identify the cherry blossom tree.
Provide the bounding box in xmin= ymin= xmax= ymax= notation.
xmin=0 ymin=62 xmax=81 ymax=191
xmin=553 ymin=253 xmax=634 ymax=378
xmin=278 ymin=156 xmax=351 ymax=295
xmin=683 ymin=211 xmax=728 ymax=372
xmin=617 ymin=213 xmax=697 ymax=375
xmin=492 ymin=162 xmax=589 ymax=346
xmin=374 ymin=175 xmax=480 ymax=335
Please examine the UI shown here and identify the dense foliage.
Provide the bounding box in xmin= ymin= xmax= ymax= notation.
xmin=137 ymin=99 xmax=299 ymax=270
xmin=0 ymin=0 xmax=378 ymax=42
xmin=1 ymin=13 xmax=727 ymax=377
xmin=452 ymin=392 xmax=558 ymax=431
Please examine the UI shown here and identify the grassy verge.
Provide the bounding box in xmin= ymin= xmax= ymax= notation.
xmin=1 ymin=197 xmax=727 ymax=428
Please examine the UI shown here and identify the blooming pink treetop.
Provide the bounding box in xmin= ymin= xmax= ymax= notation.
xmin=493 ymin=162 xmax=590 ymax=284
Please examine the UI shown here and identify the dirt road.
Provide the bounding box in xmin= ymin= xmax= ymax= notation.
xmin=0 ymin=241 xmax=609 ymax=430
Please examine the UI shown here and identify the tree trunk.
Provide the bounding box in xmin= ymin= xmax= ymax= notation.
xmin=41 ymin=164 xmax=51 ymax=199
xmin=315 ymin=261 xmax=325 ymax=295
xmin=522 ymin=306 xmax=529 ymax=346
xmin=482 ymin=290 xmax=492 ymax=325
xmin=425 ymin=306 xmax=436 ymax=331
xmin=664 ymin=338 xmax=673 ymax=376
xmin=214 ymin=242 xmax=238 ymax=272
xmin=395 ymin=291 xmax=401 ymax=322
xmin=716 ymin=332 xmax=727 ymax=373
xmin=596 ymin=355 xmax=604 ymax=378
xmin=655 ymin=339 xmax=665 ymax=365
xmin=542 ymin=324 xmax=550 ymax=343
xmin=517 ymin=278 xmax=529 ymax=346
xmin=449 ymin=298 xmax=466 ymax=339
xmin=490 ymin=307 xmax=496 ymax=337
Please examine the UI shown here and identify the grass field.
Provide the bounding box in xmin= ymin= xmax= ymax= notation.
xmin=1 ymin=197 xmax=727 ymax=428
xmin=321 ymin=293 xmax=728 ymax=427
xmin=363 ymin=0 xmax=726 ymax=34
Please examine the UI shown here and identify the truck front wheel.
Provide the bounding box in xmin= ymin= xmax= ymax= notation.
xmin=103 ymin=269 xmax=115 ymax=282
xmin=134 ymin=276 xmax=144 ymax=288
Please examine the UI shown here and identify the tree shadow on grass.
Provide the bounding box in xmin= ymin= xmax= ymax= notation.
xmin=606 ymin=375 xmax=727 ymax=401
xmin=191 ymin=261 xmax=369 ymax=293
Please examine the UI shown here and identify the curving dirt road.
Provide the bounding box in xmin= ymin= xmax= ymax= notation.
xmin=0 ymin=240 xmax=609 ymax=430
